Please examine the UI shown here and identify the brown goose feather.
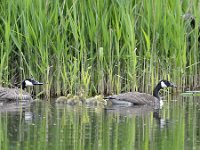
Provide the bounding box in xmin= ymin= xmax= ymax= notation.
xmin=0 ymin=87 xmax=32 ymax=101
xmin=106 ymin=92 xmax=158 ymax=106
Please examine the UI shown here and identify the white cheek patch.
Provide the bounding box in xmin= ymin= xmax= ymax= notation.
xmin=25 ymin=80 xmax=33 ymax=86
xmin=161 ymin=81 xmax=167 ymax=88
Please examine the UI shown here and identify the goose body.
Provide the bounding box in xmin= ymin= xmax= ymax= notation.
xmin=0 ymin=78 xmax=43 ymax=102
xmin=104 ymin=80 xmax=176 ymax=107
xmin=105 ymin=92 xmax=158 ymax=106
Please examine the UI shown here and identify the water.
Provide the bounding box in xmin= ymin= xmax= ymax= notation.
xmin=0 ymin=95 xmax=200 ymax=150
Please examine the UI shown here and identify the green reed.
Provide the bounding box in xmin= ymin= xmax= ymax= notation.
xmin=0 ymin=0 xmax=199 ymax=97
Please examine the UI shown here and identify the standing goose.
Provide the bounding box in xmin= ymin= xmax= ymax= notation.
xmin=0 ymin=78 xmax=43 ymax=101
xmin=104 ymin=80 xmax=176 ymax=107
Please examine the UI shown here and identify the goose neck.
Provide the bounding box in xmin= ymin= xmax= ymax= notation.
xmin=153 ymin=84 xmax=161 ymax=100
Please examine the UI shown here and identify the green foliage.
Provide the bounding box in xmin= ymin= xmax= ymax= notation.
xmin=0 ymin=0 xmax=199 ymax=97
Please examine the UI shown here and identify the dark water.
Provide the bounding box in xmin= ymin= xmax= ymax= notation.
xmin=1 ymin=95 xmax=200 ymax=150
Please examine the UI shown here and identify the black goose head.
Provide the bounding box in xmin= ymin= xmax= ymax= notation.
xmin=159 ymin=80 xmax=176 ymax=89
xmin=153 ymin=80 xmax=176 ymax=99
xmin=22 ymin=78 xmax=43 ymax=90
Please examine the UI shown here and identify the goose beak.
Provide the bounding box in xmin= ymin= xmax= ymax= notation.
xmin=170 ymin=82 xmax=177 ymax=88
xmin=32 ymin=79 xmax=43 ymax=85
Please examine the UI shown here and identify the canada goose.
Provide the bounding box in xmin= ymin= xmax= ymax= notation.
xmin=104 ymin=80 xmax=176 ymax=107
xmin=0 ymin=78 xmax=43 ymax=101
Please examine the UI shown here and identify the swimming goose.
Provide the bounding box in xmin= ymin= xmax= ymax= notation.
xmin=104 ymin=80 xmax=176 ymax=107
xmin=0 ymin=78 xmax=43 ymax=101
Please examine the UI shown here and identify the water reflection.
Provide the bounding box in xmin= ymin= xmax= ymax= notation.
xmin=0 ymin=96 xmax=200 ymax=149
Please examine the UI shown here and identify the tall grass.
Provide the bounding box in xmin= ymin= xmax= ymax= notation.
xmin=0 ymin=0 xmax=199 ymax=97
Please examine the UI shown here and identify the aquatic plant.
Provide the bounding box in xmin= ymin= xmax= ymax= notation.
xmin=0 ymin=0 xmax=199 ymax=98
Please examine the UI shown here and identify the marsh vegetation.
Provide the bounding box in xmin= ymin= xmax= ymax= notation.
xmin=1 ymin=0 xmax=200 ymax=149
xmin=0 ymin=0 xmax=199 ymax=98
